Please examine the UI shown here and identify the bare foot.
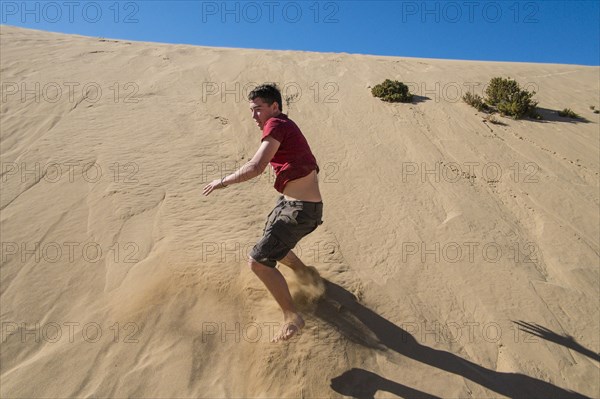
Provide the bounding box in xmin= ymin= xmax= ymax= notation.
xmin=271 ymin=313 xmax=305 ymax=343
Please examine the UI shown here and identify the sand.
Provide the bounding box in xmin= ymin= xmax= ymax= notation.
xmin=1 ymin=25 xmax=598 ymax=398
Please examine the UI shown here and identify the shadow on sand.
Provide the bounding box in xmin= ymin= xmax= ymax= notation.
xmin=330 ymin=367 xmax=442 ymax=399
xmin=529 ymin=107 xmax=592 ymax=124
xmin=317 ymin=280 xmax=590 ymax=399
xmin=514 ymin=321 xmax=600 ymax=363
xmin=411 ymin=95 xmax=430 ymax=104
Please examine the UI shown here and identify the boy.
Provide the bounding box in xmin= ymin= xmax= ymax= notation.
xmin=203 ymin=83 xmax=323 ymax=342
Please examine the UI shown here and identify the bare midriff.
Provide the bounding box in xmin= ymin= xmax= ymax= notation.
xmin=282 ymin=170 xmax=322 ymax=202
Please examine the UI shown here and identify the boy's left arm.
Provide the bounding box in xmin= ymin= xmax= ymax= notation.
xmin=202 ymin=136 xmax=280 ymax=196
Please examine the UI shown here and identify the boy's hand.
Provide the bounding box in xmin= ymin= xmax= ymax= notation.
xmin=203 ymin=179 xmax=226 ymax=196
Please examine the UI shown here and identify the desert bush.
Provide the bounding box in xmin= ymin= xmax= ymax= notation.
xmin=371 ymin=79 xmax=413 ymax=103
xmin=463 ymin=92 xmax=488 ymax=111
xmin=558 ymin=108 xmax=580 ymax=118
xmin=484 ymin=77 xmax=538 ymax=119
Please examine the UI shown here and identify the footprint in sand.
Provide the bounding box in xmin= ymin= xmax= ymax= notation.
xmin=214 ymin=116 xmax=228 ymax=125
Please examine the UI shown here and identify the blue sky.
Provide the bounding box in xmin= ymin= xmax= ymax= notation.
xmin=2 ymin=1 xmax=599 ymax=66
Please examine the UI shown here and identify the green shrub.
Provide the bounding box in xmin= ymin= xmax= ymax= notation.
xmin=558 ymin=108 xmax=580 ymax=118
xmin=371 ymin=79 xmax=413 ymax=103
xmin=463 ymin=92 xmax=488 ymax=111
xmin=484 ymin=77 xmax=538 ymax=119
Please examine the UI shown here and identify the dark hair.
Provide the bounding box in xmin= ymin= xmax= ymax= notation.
xmin=248 ymin=83 xmax=283 ymax=112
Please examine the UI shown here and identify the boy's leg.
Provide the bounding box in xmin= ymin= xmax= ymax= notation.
xmin=249 ymin=257 xmax=297 ymax=313
xmin=248 ymin=257 xmax=305 ymax=342
xmin=278 ymin=250 xmax=325 ymax=295
xmin=278 ymin=250 xmax=308 ymax=272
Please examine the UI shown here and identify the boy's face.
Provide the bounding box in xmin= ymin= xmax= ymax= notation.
xmin=249 ymin=97 xmax=280 ymax=130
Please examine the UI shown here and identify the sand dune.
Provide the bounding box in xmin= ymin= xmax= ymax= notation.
xmin=1 ymin=25 xmax=598 ymax=398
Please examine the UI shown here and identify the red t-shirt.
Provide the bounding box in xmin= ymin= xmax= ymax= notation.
xmin=261 ymin=113 xmax=319 ymax=193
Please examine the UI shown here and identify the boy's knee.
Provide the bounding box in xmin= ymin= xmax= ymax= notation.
xmin=248 ymin=257 xmax=264 ymax=273
xmin=248 ymin=257 xmax=274 ymax=273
